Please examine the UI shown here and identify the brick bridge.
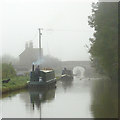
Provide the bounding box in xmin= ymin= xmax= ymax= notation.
xmin=14 ymin=61 xmax=92 ymax=75
xmin=61 ymin=61 xmax=91 ymax=70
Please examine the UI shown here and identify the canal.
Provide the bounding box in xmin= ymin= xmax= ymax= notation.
xmin=0 ymin=67 xmax=118 ymax=118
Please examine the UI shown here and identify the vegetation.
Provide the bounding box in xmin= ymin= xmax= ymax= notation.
xmin=42 ymin=55 xmax=62 ymax=76
xmin=1 ymin=54 xmax=19 ymax=65
xmin=0 ymin=64 xmax=1 ymax=79
xmin=42 ymin=55 xmax=62 ymax=69
xmin=88 ymin=2 xmax=118 ymax=79
xmin=2 ymin=63 xmax=16 ymax=79
xmin=1 ymin=63 xmax=29 ymax=94
xmin=0 ymin=76 xmax=29 ymax=93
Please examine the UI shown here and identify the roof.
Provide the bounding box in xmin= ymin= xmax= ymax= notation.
xmin=19 ymin=48 xmax=39 ymax=57
xmin=41 ymin=70 xmax=53 ymax=73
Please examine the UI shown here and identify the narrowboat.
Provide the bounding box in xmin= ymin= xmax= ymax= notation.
xmin=61 ymin=68 xmax=73 ymax=80
xmin=28 ymin=65 xmax=56 ymax=88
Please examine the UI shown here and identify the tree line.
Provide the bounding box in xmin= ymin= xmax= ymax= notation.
xmin=88 ymin=2 xmax=118 ymax=80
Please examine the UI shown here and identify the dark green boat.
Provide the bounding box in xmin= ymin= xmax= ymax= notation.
xmin=61 ymin=67 xmax=73 ymax=80
xmin=28 ymin=65 xmax=56 ymax=88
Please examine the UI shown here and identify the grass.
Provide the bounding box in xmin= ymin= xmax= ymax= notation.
xmin=0 ymin=76 xmax=29 ymax=94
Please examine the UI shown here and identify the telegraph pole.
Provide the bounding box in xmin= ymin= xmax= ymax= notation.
xmin=38 ymin=28 xmax=42 ymax=60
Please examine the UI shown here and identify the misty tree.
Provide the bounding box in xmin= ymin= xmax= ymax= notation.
xmin=1 ymin=54 xmax=19 ymax=65
xmin=88 ymin=2 xmax=118 ymax=79
xmin=42 ymin=55 xmax=62 ymax=68
xmin=42 ymin=55 xmax=62 ymax=76
xmin=2 ymin=63 xmax=16 ymax=79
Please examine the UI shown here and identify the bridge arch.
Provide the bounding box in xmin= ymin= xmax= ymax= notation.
xmin=61 ymin=61 xmax=90 ymax=71
xmin=73 ymin=66 xmax=85 ymax=78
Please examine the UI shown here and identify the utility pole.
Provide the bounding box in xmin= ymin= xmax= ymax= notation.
xmin=38 ymin=28 xmax=43 ymax=60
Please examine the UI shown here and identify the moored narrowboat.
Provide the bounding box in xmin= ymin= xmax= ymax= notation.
xmin=28 ymin=65 xmax=56 ymax=88
xmin=61 ymin=67 xmax=73 ymax=80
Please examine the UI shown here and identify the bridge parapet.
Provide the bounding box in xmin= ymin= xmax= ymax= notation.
xmin=61 ymin=61 xmax=91 ymax=70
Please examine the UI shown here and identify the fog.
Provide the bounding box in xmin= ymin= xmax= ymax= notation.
xmin=1 ymin=0 xmax=98 ymax=61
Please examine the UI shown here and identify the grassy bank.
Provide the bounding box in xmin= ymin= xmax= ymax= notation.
xmin=0 ymin=76 xmax=29 ymax=94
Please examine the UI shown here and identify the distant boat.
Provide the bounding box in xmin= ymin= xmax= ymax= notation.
xmin=61 ymin=68 xmax=73 ymax=80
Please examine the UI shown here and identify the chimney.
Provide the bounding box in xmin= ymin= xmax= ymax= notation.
xmin=32 ymin=64 xmax=34 ymax=71
xmin=25 ymin=42 xmax=28 ymax=49
xmin=29 ymin=41 xmax=33 ymax=49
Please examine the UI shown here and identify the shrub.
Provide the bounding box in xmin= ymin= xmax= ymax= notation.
xmin=2 ymin=63 xmax=16 ymax=79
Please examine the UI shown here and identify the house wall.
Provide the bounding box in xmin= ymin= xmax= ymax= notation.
xmin=19 ymin=48 xmax=43 ymax=69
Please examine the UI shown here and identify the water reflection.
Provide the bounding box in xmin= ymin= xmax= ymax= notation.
xmin=29 ymin=88 xmax=55 ymax=110
xmin=1 ymin=89 xmax=27 ymax=99
xmin=60 ymin=78 xmax=73 ymax=91
xmin=91 ymin=79 xmax=118 ymax=118
xmin=2 ymin=77 xmax=92 ymax=118
xmin=73 ymin=66 xmax=85 ymax=79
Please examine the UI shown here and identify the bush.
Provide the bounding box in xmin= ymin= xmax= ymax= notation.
xmin=2 ymin=63 xmax=16 ymax=79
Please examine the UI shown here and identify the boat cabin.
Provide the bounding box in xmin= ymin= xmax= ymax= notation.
xmin=28 ymin=65 xmax=56 ymax=87
xmin=30 ymin=70 xmax=55 ymax=82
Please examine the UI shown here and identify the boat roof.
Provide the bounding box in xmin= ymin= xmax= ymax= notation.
xmin=40 ymin=70 xmax=53 ymax=73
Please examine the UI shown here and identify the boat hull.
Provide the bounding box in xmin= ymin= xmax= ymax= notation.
xmin=27 ymin=78 xmax=56 ymax=88
xmin=61 ymin=74 xmax=73 ymax=80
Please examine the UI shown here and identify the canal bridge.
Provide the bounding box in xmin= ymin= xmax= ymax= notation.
xmin=61 ymin=61 xmax=91 ymax=70
xmin=14 ymin=61 xmax=92 ymax=76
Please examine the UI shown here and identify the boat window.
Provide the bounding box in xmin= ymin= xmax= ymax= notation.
xmin=39 ymin=77 xmax=42 ymax=82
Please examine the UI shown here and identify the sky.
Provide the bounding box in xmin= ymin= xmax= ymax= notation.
xmin=0 ymin=0 xmax=99 ymax=61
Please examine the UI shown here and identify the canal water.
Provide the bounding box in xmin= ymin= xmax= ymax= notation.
xmin=0 ymin=67 xmax=118 ymax=118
